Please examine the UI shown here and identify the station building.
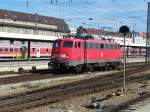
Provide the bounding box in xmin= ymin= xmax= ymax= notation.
xmin=0 ymin=9 xmax=70 ymax=60
xmin=0 ymin=8 xmax=70 ymax=46
xmin=0 ymin=9 xmax=70 ymax=37
xmin=77 ymin=26 xmax=146 ymax=46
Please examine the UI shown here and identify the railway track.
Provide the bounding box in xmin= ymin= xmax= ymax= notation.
xmin=0 ymin=62 xmax=146 ymax=75
xmin=101 ymin=92 xmax=150 ymax=112
xmin=0 ymin=63 xmax=149 ymax=112
xmin=0 ymin=62 xmax=148 ymax=85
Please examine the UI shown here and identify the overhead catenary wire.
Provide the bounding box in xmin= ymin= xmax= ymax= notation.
xmin=23 ymin=0 xmax=147 ymax=31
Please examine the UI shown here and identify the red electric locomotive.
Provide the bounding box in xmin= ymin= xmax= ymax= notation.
xmin=49 ymin=36 xmax=122 ymax=72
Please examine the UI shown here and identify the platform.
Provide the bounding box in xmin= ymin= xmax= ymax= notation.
xmin=0 ymin=57 xmax=145 ymax=72
xmin=119 ymin=98 xmax=150 ymax=112
xmin=0 ymin=60 xmax=49 ymax=72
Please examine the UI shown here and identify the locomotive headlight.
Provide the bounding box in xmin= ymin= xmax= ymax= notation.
xmin=60 ymin=54 xmax=69 ymax=58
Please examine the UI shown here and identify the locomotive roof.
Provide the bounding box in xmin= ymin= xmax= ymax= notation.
xmin=57 ymin=37 xmax=119 ymax=44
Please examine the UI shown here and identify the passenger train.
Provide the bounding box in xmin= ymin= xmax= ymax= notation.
xmin=120 ymin=45 xmax=146 ymax=57
xmin=0 ymin=41 xmax=53 ymax=60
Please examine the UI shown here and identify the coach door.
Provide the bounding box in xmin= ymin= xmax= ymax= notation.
xmin=37 ymin=48 xmax=41 ymax=58
xmin=20 ymin=46 xmax=26 ymax=59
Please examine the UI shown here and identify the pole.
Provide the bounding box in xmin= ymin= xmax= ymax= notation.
xmin=28 ymin=40 xmax=30 ymax=61
xmin=119 ymin=25 xmax=129 ymax=94
xmin=146 ymin=2 xmax=150 ymax=63
xmin=123 ymin=34 xmax=126 ymax=94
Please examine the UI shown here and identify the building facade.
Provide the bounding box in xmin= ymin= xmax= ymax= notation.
xmin=77 ymin=27 xmax=146 ymax=46
xmin=0 ymin=9 xmax=70 ymax=37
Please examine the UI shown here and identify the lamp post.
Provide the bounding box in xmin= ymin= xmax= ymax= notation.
xmin=119 ymin=26 xmax=129 ymax=94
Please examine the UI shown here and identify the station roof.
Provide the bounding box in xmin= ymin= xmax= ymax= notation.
xmin=0 ymin=32 xmax=61 ymax=42
xmin=0 ymin=9 xmax=70 ymax=33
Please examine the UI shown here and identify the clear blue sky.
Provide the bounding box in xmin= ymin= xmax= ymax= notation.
xmin=0 ymin=0 xmax=149 ymax=32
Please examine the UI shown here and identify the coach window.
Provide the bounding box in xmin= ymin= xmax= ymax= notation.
xmin=0 ymin=48 xmax=3 ymax=52
xmin=5 ymin=48 xmax=8 ymax=52
xmin=63 ymin=41 xmax=73 ymax=48
xmin=20 ymin=48 xmax=22 ymax=52
xmin=46 ymin=48 xmax=49 ymax=53
xmin=10 ymin=48 xmax=13 ymax=52
xmin=15 ymin=48 xmax=18 ymax=52
xmin=32 ymin=48 xmax=36 ymax=52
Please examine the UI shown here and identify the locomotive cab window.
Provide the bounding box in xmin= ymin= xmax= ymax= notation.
xmin=75 ymin=42 xmax=81 ymax=48
xmin=78 ymin=42 xmax=81 ymax=48
xmin=63 ymin=41 xmax=73 ymax=48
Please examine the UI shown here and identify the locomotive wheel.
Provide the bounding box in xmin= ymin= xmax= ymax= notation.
xmin=89 ymin=65 xmax=94 ymax=72
xmin=74 ymin=65 xmax=82 ymax=74
xmin=116 ymin=66 xmax=122 ymax=71
xmin=112 ymin=66 xmax=115 ymax=70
